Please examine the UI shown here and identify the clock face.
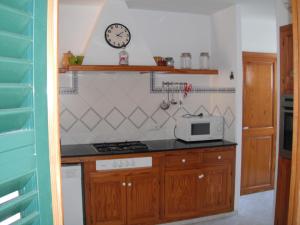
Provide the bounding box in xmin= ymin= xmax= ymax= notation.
xmin=105 ymin=23 xmax=131 ymax=49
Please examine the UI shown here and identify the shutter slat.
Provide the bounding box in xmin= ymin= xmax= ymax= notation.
xmin=12 ymin=211 xmax=39 ymax=225
xmin=0 ymin=84 xmax=32 ymax=109
xmin=0 ymin=31 xmax=32 ymax=59
xmin=0 ymin=172 xmax=34 ymax=197
xmin=0 ymin=191 xmax=37 ymax=222
xmin=0 ymin=57 xmax=32 ymax=83
xmin=0 ymin=0 xmax=33 ymax=12
xmin=0 ymin=130 xmax=34 ymax=153
xmin=0 ymin=4 xmax=32 ymax=35
xmin=0 ymin=108 xmax=32 ymax=133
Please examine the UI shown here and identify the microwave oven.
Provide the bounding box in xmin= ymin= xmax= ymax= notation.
xmin=174 ymin=115 xmax=224 ymax=142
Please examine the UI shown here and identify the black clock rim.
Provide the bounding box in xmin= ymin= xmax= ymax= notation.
xmin=105 ymin=23 xmax=131 ymax=49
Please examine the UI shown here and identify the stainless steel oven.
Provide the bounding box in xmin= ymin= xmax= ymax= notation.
xmin=280 ymin=95 xmax=293 ymax=151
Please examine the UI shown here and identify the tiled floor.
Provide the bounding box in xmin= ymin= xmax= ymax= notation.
xmin=193 ymin=191 xmax=275 ymax=225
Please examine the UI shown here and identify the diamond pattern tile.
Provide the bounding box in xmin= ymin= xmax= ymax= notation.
xmin=172 ymin=107 xmax=189 ymax=121
xmin=105 ymin=107 xmax=127 ymax=130
xmin=80 ymin=108 xmax=102 ymax=131
xmin=194 ymin=105 xmax=210 ymax=116
xmin=60 ymin=109 xmax=78 ymax=132
xmin=128 ymin=107 xmax=149 ymax=129
xmin=151 ymin=107 xmax=171 ymax=128
xmin=223 ymin=107 xmax=235 ymax=128
xmin=211 ymin=105 xmax=222 ymax=116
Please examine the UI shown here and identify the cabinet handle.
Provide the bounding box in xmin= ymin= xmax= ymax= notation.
xmin=182 ymin=158 xmax=186 ymax=163
xmin=217 ymin=155 xmax=222 ymax=160
xmin=128 ymin=182 xmax=132 ymax=187
xmin=122 ymin=182 xmax=126 ymax=187
xmin=198 ymin=174 xmax=205 ymax=179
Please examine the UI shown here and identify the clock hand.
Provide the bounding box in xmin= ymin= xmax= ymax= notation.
xmin=116 ymin=32 xmax=124 ymax=37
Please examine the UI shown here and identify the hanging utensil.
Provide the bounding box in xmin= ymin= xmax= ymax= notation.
xmin=160 ymin=83 xmax=170 ymax=110
xmin=170 ymin=84 xmax=177 ymax=105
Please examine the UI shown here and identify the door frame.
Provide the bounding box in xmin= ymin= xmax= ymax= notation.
xmin=288 ymin=0 xmax=300 ymax=224
xmin=47 ymin=0 xmax=63 ymax=224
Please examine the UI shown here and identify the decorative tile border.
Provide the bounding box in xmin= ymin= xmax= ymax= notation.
xmin=60 ymin=103 xmax=236 ymax=135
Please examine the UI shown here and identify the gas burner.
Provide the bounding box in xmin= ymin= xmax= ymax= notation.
xmin=93 ymin=141 xmax=149 ymax=154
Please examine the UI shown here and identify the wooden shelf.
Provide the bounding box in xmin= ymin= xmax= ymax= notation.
xmin=59 ymin=65 xmax=218 ymax=75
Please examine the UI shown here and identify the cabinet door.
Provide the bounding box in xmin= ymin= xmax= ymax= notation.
xmin=241 ymin=133 xmax=275 ymax=194
xmin=280 ymin=24 xmax=293 ymax=95
xmin=200 ymin=165 xmax=232 ymax=213
xmin=164 ymin=170 xmax=200 ymax=220
xmin=89 ymin=173 xmax=126 ymax=225
xmin=126 ymin=171 xmax=160 ymax=225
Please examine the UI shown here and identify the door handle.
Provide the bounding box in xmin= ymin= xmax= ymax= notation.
xmin=243 ymin=127 xmax=249 ymax=130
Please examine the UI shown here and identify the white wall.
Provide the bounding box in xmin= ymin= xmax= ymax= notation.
xmin=211 ymin=5 xmax=243 ymax=211
xmin=131 ymin=9 xmax=212 ymax=69
xmin=240 ymin=2 xmax=277 ymax=53
xmin=241 ymin=17 xmax=277 ymax=53
xmin=58 ymin=3 xmax=102 ymax=66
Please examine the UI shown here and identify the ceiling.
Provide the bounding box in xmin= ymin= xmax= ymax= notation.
xmin=59 ymin=0 xmax=276 ymax=18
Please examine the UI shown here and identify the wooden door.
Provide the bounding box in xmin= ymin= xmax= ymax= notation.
xmin=275 ymin=156 xmax=292 ymax=225
xmin=200 ymin=165 xmax=232 ymax=213
xmin=126 ymin=171 xmax=160 ymax=225
xmin=89 ymin=173 xmax=127 ymax=225
xmin=241 ymin=52 xmax=277 ymax=195
xmin=164 ymin=170 xmax=200 ymax=220
xmin=280 ymin=24 xmax=294 ymax=95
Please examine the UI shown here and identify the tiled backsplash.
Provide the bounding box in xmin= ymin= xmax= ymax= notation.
xmin=60 ymin=72 xmax=235 ymax=145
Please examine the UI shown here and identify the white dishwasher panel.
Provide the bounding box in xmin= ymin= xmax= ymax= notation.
xmin=62 ymin=165 xmax=84 ymax=225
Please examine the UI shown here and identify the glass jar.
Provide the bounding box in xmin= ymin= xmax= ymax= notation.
xmin=119 ymin=48 xmax=129 ymax=65
xmin=200 ymin=52 xmax=210 ymax=69
xmin=180 ymin=53 xmax=192 ymax=69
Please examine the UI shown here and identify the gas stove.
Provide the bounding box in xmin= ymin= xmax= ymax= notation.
xmin=92 ymin=141 xmax=149 ymax=154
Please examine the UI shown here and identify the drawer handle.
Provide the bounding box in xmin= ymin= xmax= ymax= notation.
xmin=128 ymin=182 xmax=132 ymax=187
xmin=217 ymin=155 xmax=222 ymax=160
xmin=198 ymin=174 xmax=205 ymax=179
xmin=182 ymin=158 xmax=186 ymax=163
xmin=122 ymin=182 xmax=126 ymax=187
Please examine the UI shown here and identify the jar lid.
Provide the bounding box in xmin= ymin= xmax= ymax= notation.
xmin=181 ymin=53 xmax=191 ymax=57
xmin=200 ymin=52 xmax=209 ymax=57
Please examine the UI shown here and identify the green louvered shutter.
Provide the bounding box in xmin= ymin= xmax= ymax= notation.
xmin=0 ymin=0 xmax=53 ymax=224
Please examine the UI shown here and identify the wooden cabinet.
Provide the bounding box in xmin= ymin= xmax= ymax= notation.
xmin=163 ymin=147 xmax=235 ymax=222
xmin=127 ymin=172 xmax=160 ymax=225
xmin=83 ymin=146 xmax=236 ymax=225
xmin=201 ymin=165 xmax=232 ymax=213
xmin=164 ymin=170 xmax=200 ymax=219
xmin=280 ymin=24 xmax=293 ymax=95
xmin=89 ymin=173 xmax=126 ymax=225
xmin=274 ymin=155 xmax=292 ymax=225
xmin=86 ymin=169 xmax=160 ymax=225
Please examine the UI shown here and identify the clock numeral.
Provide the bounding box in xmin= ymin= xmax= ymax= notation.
xmin=115 ymin=24 xmax=118 ymax=28
xmin=108 ymin=30 xmax=111 ymax=33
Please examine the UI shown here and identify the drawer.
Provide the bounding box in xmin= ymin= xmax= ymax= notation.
xmin=203 ymin=149 xmax=234 ymax=164
xmin=165 ymin=152 xmax=200 ymax=169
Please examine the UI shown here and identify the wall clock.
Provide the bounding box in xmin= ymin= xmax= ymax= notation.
xmin=105 ymin=23 xmax=131 ymax=49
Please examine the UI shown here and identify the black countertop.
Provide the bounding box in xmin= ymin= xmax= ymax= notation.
xmin=61 ymin=139 xmax=237 ymax=158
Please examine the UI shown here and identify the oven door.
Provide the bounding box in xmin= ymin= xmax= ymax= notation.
xmin=280 ymin=108 xmax=293 ymax=151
